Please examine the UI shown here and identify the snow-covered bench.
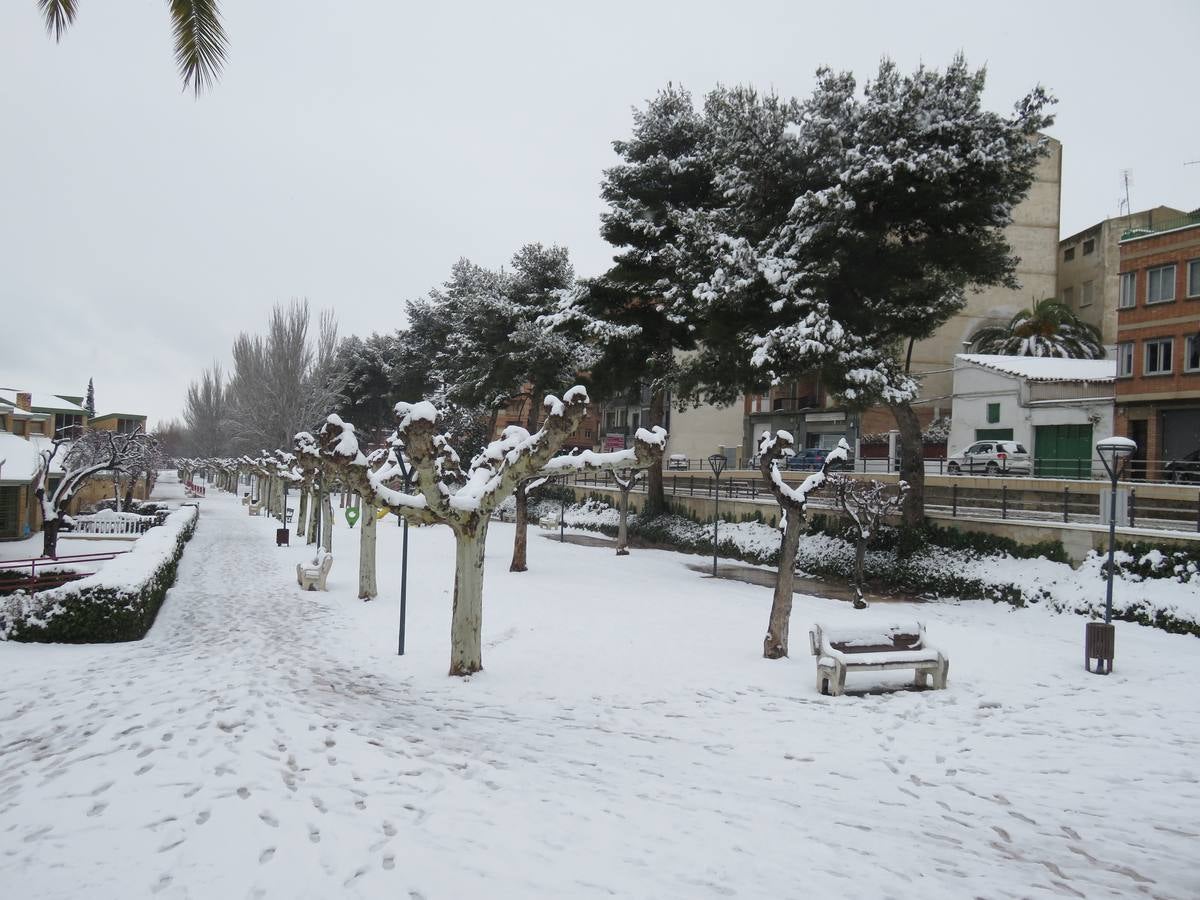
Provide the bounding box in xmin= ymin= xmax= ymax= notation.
xmin=296 ymin=553 xmax=332 ymax=591
xmin=248 ymin=501 xmax=262 ymax=516
xmin=809 ymin=621 xmax=948 ymax=696
xmin=538 ymin=514 xmax=559 ymax=530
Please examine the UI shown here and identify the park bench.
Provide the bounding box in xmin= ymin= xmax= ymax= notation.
xmin=538 ymin=514 xmax=559 ymax=530
xmin=248 ymin=501 xmax=262 ymax=516
xmin=296 ymin=553 xmax=333 ymax=591
xmin=809 ymin=621 xmax=948 ymax=697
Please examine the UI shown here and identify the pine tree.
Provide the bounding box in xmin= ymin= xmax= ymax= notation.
xmin=84 ymin=377 xmax=95 ymax=418
xmin=675 ymin=58 xmax=1054 ymax=526
xmin=547 ymin=85 xmax=715 ymax=517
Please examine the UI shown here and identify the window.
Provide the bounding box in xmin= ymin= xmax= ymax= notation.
xmin=1119 ymin=272 xmax=1136 ymax=309
xmin=1147 ymin=265 xmax=1176 ymax=303
xmin=1144 ymin=338 xmax=1173 ymax=375
xmin=53 ymin=413 xmax=82 ymax=439
xmin=116 ymin=418 xmax=141 ymax=434
xmin=1082 ymin=239 xmax=1095 ymax=255
xmin=1081 ymin=280 xmax=1094 ymax=307
xmin=12 ymin=419 xmax=26 ymax=435
xmin=986 ymin=402 xmax=1001 ymax=424
xmin=1062 ymin=286 xmax=1074 ymax=306
xmin=1063 ymin=247 xmax=1075 ymax=262
xmin=1187 ymin=336 xmax=1200 ymax=373
xmin=1117 ymin=342 xmax=1134 ymax=378
xmin=1188 ymin=259 xmax=1200 ymax=298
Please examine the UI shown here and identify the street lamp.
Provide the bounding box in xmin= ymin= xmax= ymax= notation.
xmin=1088 ymin=435 xmax=1136 ymax=674
xmin=707 ymin=453 xmax=727 ymax=577
xmin=392 ymin=446 xmax=415 ymax=657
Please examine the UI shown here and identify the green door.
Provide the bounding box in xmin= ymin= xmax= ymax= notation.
xmin=1034 ymin=424 xmax=1093 ymax=478
xmin=0 ymin=487 xmax=19 ymax=539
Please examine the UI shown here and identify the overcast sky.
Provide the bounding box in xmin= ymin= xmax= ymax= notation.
xmin=2 ymin=1 xmax=1197 ymax=427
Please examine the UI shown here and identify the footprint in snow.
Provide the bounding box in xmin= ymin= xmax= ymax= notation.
xmin=382 ymin=854 xmax=396 ymax=870
xmin=87 ymin=802 xmax=107 ymax=817
xmin=259 ymin=812 xmax=279 ymax=828
xmin=237 ymin=787 xmax=250 ymax=799
xmin=258 ymin=847 xmax=275 ymax=864
xmin=196 ymin=810 xmax=210 ymax=825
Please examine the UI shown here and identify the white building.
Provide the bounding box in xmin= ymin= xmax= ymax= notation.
xmin=949 ymin=355 xmax=1115 ymax=478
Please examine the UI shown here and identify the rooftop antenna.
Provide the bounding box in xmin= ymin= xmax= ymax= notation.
xmin=1118 ymin=169 xmax=1132 ymax=216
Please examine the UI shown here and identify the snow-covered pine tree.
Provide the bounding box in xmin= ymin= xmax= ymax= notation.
xmin=675 ymin=59 xmax=1054 ymax=527
xmin=83 ymin=378 xmax=95 ymax=419
xmin=544 ymin=85 xmax=715 ymax=518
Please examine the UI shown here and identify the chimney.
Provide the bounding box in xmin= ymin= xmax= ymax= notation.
xmin=15 ymin=392 xmax=31 ymax=411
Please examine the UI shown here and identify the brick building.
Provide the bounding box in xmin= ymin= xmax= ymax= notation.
xmin=1113 ymin=213 xmax=1200 ymax=479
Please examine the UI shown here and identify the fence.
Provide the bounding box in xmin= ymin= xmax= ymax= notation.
xmin=184 ymin=481 xmax=206 ymax=497
xmin=0 ymin=550 xmax=129 ymax=594
xmin=561 ymin=468 xmax=1200 ymax=534
xmin=69 ymin=510 xmax=158 ymax=536
xmin=663 ymin=456 xmax=1197 ymax=485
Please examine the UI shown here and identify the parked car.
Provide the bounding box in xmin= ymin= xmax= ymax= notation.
xmin=946 ymin=440 xmax=1031 ymax=476
xmin=667 ymin=454 xmax=690 ymax=470
xmin=1165 ymin=449 xmax=1200 ymax=483
xmin=784 ymin=447 xmax=851 ymax=471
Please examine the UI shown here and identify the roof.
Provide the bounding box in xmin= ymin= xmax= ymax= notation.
xmin=0 ymin=432 xmax=43 ymax=483
xmin=90 ymin=412 xmax=147 ymax=422
xmin=0 ymin=389 xmax=87 ymax=415
xmin=956 ymin=354 xmax=1115 ymax=383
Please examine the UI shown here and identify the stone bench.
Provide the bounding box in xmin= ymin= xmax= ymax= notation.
xmin=297 ymin=553 xmax=333 ymax=591
xmin=809 ymin=621 xmax=948 ymax=696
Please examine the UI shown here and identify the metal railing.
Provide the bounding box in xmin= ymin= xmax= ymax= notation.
xmin=1120 ymin=213 xmax=1200 ymax=241
xmin=563 ymin=468 xmax=1200 ymax=534
xmin=0 ymin=550 xmax=129 ymax=594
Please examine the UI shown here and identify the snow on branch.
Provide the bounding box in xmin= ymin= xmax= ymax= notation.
xmin=757 ymin=432 xmax=848 ymax=512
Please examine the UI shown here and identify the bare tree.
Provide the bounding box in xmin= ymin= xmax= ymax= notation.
xmin=757 ymin=435 xmax=848 ymax=659
xmin=34 ymin=429 xmax=154 ymax=558
xmin=300 ymin=387 xmax=667 ymax=676
xmin=184 ymin=363 xmax=228 ymax=457
xmin=827 ymin=476 xmax=908 ymax=609
xmin=226 ymin=300 xmax=343 ymax=455
xmin=509 ymin=476 xmax=549 ymax=573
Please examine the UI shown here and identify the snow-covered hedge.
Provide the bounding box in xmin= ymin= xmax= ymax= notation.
xmin=0 ymin=505 xmax=199 ymax=643
xmin=533 ymin=498 xmax=1200 ymax=638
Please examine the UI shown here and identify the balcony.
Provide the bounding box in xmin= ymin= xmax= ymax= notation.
xmin=1120 ymin=213 xmax=1200 ymax=242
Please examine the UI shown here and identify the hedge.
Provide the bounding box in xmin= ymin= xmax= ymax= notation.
xmin=0 ymin=505 xmax=199 ymax=643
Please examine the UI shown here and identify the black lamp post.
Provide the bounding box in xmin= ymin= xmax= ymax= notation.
xmin=393 ymin=446 xmax=415 ymax=657
xmin=1088 ymin=435 xmax=1136 ymax=674
xmin=707 ymin=453 xmax=727 ymax=577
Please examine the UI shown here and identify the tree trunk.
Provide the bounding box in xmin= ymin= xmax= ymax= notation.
xmin=510 ymin=483 xmax=529 ymax=572
xmin=449 ymin=519 xmax=489 ymax=676
xmin=307 ymin=484 xmax=321 ymax=545
xmin=42 ymin=517 xmax=61 ymax=560
xmin=643 ymin=388 xmax=667 ymax=518
xmin=853 ymin=536 xmax=868 ymax=609
xmin=888 ymin=401 xmax=925 ymax=529
xmin=616 ymin=486 xmax=631 ymax=555
xmin=358 ymin=501 xmax=377 ymax=600
xmin=296 ymin=486 xmax=309 ymax=536
xmin=321 ymin=492 xmax=334 ymax=554
xmin=763 ymin=510 xmax=803 ymax=659
xmin=122 ymin=477 xmax=135 ymax=511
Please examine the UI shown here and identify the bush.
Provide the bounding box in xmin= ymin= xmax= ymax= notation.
xmin=0 ymin=506 xmax=199 ymax=643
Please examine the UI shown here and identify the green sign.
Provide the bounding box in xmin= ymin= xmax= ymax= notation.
xmin=345 ymin=506 xmax=361 ymax=528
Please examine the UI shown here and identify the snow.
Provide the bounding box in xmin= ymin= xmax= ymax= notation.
xmin=957 ymin=354 xmax=1116 ymax=383
xmin=0 ymin=431 xmax=43 ymax=482
xmin=0 ymin=389 xmax=87 ymax=414
xmin=1 ymin=478 xmax=1198 ymax=897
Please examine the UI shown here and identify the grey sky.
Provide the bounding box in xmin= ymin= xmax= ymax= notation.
xmin=2 ymin=1 xmax=1197 ymax=427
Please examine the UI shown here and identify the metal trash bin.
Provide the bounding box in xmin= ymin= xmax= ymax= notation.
xmin=276 ymin=528 xmax=290 ymax=548
xmin=1085 ymin=621 xmax=1115 ymax=675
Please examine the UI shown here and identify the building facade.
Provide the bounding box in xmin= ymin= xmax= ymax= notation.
xmin=1058 ymin=206 xmax=1188 ymax=347
xmin=949 ymin=354 xmax=1115 ymax=478
xmin=1114 ymin=215 xmax=1200 ymax=479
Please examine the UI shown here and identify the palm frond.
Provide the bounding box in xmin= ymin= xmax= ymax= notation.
xmin=37 ymin=0 xmax=77 ymax=42
xmin=169 ymin=0 xmax=227 ymax=96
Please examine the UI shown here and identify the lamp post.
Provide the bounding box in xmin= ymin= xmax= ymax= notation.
xmin=707 ymin=453 xmax=727 ymax=577
xmin=1088 ymin=435 xmax=1136 ymax=674
xmin=393 ymin=447 xmax=415 ymax=656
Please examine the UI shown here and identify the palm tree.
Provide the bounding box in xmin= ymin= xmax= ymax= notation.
xmin=37 ymin=0 xmax=227 ymax=95
xmin=968 ymin=298 xmax=1105 ymax=359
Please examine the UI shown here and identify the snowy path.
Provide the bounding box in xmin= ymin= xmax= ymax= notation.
xmin=1 ymin=475 xmax=1199 ymax=898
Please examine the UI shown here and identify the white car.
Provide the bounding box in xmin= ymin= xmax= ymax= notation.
xmin=946 ymin=440 xmax=1031 ymax=476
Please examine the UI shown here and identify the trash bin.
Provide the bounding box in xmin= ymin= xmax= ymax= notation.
xmin=1085 ymin=621 xmax=1115 ymax=674
xmin=276 ymin=528 xmax=290 ymax=548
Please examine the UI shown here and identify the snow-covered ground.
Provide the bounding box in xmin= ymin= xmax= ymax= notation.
xmin=0 ymin=533 xmax=134 ymax=566
xmin=1 ymin=474 xmax=1198 ymax=898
